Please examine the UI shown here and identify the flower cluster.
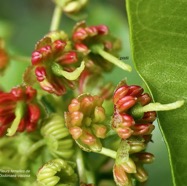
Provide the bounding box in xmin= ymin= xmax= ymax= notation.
xmin=31 ymin=31 xmax=83 ymax=96
xmin=112 ymin=81 xmax=156 ymax=139
xmin=72 ymin=21 xmax=121 ymax=73
xmin=65 ymin=94 xmax=108 ymax=152
xmin=112 ymin=81 xmax=157 ymax=185
xmin=0 ymin=86 xmax=41 ymax=136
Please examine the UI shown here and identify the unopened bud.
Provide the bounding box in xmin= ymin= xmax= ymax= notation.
xmin=132 ymin=123 xmax=155 ymax=136
xmin=92 ymin=124 xmax=107 ymax=138
xmin=132 ymin=152 xmax=155 ymax=164
xmin=113 ymin=164 xmax=132 ymax=186
xmin=69 ymin=126 xmax=83 ymax=139
xmin=128 ymin=137 xmax=146 ymax=154
xmin=93 ymin=106 xmax=106 ymax=123
xmin=133 ymin=164 xmax=148 ymax=182
xmin=138 ymin=93 xmax=152 ymax=106
xmin=121 ymin=158 xmax=136 ymax=174
xmin=58 ymin=51 xmax=78 ymax=64
xmin=116 ymin=96 xmax=137 ymax=113
xmin=31 ymin=51 xmax=42 ymax=65
xmin=116 ymin=127 xmax=133 ymax=139
xmin=128 ymin=85 xmax=143 ymax=97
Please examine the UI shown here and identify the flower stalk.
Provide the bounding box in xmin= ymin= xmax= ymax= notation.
xmin=50 ymin=5 xmax=63 ymax=31
xmin=91 ymin=44 xmax=132 ymax=72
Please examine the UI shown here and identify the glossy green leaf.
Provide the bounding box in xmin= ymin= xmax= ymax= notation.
xmin=126 ymin=1 xmax=187 ymax=186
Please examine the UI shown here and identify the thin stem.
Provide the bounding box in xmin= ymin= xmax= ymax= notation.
xmin=6 ymin=102 xmax=25 ymax=136
xmin=131 ymin=100 xmax=185 ymax=118
xmin=91 ymin=45 xmax=132 ymax=72
xmin=50 ymin=5 xmax=62 ymax=31
xmin=11 ymin=54 xmax=30 ymax=63
xmin=76 ymin=148 xmax=87 ymax=183
xmin=97 ymin=147 xmax=117 ymax=159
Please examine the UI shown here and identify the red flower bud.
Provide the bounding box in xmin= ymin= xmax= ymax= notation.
xmin=58 ymin=51 xmax=78 ymax=65
xmin=35 ymin=66 xmax=47 ymax=82
xmin=132 ymin=123 xmax=155 ymax=136
xmin=138 ymin=93 xmax=152 ymax=106
xmin=116 ymin=96 xmax=137 ymax=113
xmin=31 ymin=51 xmax=42 ymax=65
xmin=96 ymin=25 xmax=109 ymax=35
xmin=52 ymin=40 xmax=66 ymax=52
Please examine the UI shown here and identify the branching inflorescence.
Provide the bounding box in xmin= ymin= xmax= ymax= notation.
xmin=0 ymin=0 xmax=184 ymax=186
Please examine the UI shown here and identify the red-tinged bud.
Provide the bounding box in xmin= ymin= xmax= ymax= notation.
xmin=120 ymin=158 xmax=137 ymax=174
xmin=116 ymin=127 xmax=133 ymax=139
xmin=113 ymin=164 xmax=132 ymax=186
xmin=128 ymin=85 xmax=143 ymax=97
xmin=132 ymin=124 xmax=155 ymax=136
xmin=85 ymin=26 xmax=98 ymax=36
xmin=39 ymin=46 xmax=52 ymax=58
xmin=68 ymin=99 xmax=80 ymax=112
xmin=92 ymin=124 xmax=107 ymax=138
xmin=133 ymin=164 xmax=148 ymax=182
xmin=28 ymin=104 xmax=40 ymax=124
xmin=58 ymin=51 xmax=78 ymax=65
xmin=69 ymin=126 xmax=83 ymax=139
xmin=73 ymin=28 xmax=88 ymax=41
xmin=116 ymin=96 xmax=137 ymax=113
xmin=132 ymin=152 xmax=155 ymax=164
xmin=0 ymin=92 xmax=16 ymax=103
xmin=104 ymin=41 xmax=113 ymax=51
xmin=80 ymin=130 xmax=97 ymax=145
xmin=52 ymin=40 xmax=66 ymax=52
xmin=113 ymin=112 xmax=135 ymax=129
xmin=31 ymin=51 xmax=42 ymax=65
xmin=11 ymin=87 xmax=24 ymax=99
xmin=139 ymin=111 xmax=157 ymax=123
xmin=0 ymin=104 xmax=15 ymax=116
xmin=35 ymin=66 xmax=46 ymax=82
xmin=69 ymin=111 xmax=84 ymax=127
xmin=75 ymin=43 xmax=89 ymax=54
xmin=96 ymin=25 xmax=109 ymax=35
xmin=138 ymin=93 xmax=152 ymax=106
xmin=113 ymin=86 xmax=129 ymax=105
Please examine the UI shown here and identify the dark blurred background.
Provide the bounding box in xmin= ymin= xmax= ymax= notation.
xmin=0 ymin=0 xmax=172 ymax=185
